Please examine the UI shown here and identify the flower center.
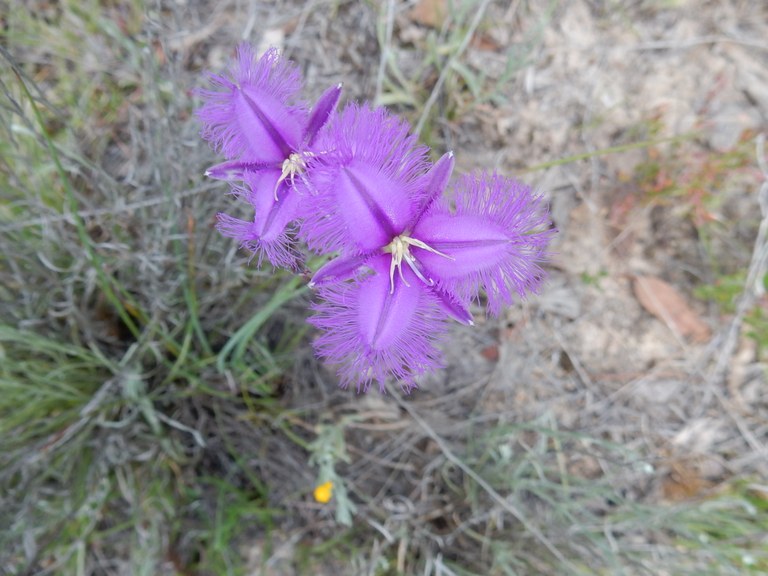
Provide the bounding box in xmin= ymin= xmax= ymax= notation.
xmin=382 ymin=233 xmax=453 ymax=294
xmin=273 ymin=152 xmax=308 ymax=200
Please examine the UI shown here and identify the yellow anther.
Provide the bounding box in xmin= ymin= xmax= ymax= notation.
xmin=313 ymin=481 xmax=333 ymax=503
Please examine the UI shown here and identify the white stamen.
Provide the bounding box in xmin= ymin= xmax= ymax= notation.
xmin=404 ymin=251 xmax=433 ymax=286
xmin=273 ymin=152 xmax=308 ymax=201
xmin=382 ymin=233 xmax=454 ymax=294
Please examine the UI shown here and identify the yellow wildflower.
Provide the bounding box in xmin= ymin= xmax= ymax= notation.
xmin=313 ymin=481 xmax=333 ymax=503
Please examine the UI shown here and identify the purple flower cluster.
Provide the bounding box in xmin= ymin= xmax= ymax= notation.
xmin=197 ymin=44 xmax=554 ymax=393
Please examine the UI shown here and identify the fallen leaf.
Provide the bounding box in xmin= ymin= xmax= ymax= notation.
xmin=633 ymin=275 xmax=711 ymax=343
xmin=408 ymin=0 xmax=447 ymax=29
xmin=480 ymin=345 xmax=499 ymax=362
xmin=662 ymin=459 xmax=712 ymax=502
xmin=471 ymin=33 xmax=502 ymax=52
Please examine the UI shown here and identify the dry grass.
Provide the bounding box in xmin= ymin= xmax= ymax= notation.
xmin=1 ymin=1 xmax=767 ymax=575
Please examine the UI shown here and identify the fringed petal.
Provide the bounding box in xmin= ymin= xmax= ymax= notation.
xmin=408 ymin=151 xmax=455 ymax=228
xmin=243 ymin=170 xmax=303 ymax=240
xmin=217 ymin=170 xmax=304 ymax=270
xmin=309 ymin=256 xmax=448 ymax=393
xmin=232 ymin=45 xmax=303 ymax=104
xmin=303 ymin=83 xmax=343 ymax=147
xmin=196 ymin=44 xmax=307 ymax=163
xmin=205 ymin=159 xmax=273 ymax=181
xmin=233 ymin=88 xmax=300 ymax=159
xmin=413 ymin=172 xmax=555 ymax=315
xmin=433 ymin=287 xmax=474 ymax=325
xmin=309 ymin=254 xmax=369 ymax=287
xmin=301 ymin=103 xmax=430 ymax=255
xmin=216 ymin=213 xmax=301 ymax=270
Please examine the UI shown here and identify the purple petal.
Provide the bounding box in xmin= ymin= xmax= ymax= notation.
xmin=433 ymin=288 xmax=474 ymax=325
xmin=216 ymin=170 xmax=304 ymax=269
xmin=309 ymin=256 xmax=447 ymax=392
xmin=409 ymin=151 xmax=455 ymax=228
xmin=196 ymin=44 xmax=307 ymax=163
xmin=303 ymin=83 xmax=343 ymax=147
xmin=205 ymin=159 xmax=273 ymax=181
xmin=309 ymin=253 xmax=368 ymax=287
xmin=235 ymin=89 xmax=298 ymax=159
xmin=301 ymin=103 xmax=430 ymax=255
xmin=242 ymin=170 xmax=303 ymax=242
xmin=216 ymin=212 xmax=301 ymax=270
xmin=413 ymin=172 xmax=555 ymax=315
xmin=233 ymin=45 xmax=302 ymax=103
xmin=414 ymin=212 xmax=511 ymax=275
xmin=301 ymin=160 xmax=414 ymax=253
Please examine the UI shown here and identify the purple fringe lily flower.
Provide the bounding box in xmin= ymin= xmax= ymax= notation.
xmin=197 ymin=43 xmax=341 ymax=268
xmin=304 ymin=105 xmax=554 ymax=391
xmin=196 ymin=45 xmax=555 ymax=393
